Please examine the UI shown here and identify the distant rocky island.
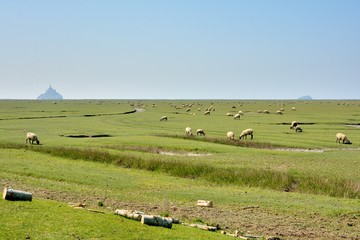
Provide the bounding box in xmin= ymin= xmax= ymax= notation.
xmin=37 ymin=85 xmax=63 ymax=100
xmin=297 ymin=95 xmax=312 ymax=100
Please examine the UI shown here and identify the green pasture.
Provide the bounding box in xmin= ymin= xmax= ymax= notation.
xmin=1 ymin=99 xmax=359 ymax=147
xmin=0 ymin=199 xmax=229 ymax=240
xmin=0 ymin=99 xmax=359 ymax=239
xmin=0 ymin=149 xmax=359 ymax=239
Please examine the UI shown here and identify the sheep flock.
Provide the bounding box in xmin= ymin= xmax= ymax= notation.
xmin=161 ymin=102 xmax=355 ymax=145
xmin=173 ymin=105 xmax=354 ymax=145
xmin=20 ymin=102 xmax=355 ymax=148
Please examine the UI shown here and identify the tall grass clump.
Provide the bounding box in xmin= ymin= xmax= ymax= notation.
xmin=3 ymin=143 xmax=359 ymax=199
xmin=115 ymin=156 xmax=296 ymax=191
xmin=0 ymin=142 xmax=27 ymax=150
xmin=207 ymin=167 xmax=297 ymax=191
xmin=159 ymin=134 xmax=293 ymax=149
xmin=26 ymin=145 xmax=116 ymax=164
xmin=294 ymin=174 xmax=360 ymax=198
xmin=114 ymin=155 xmax=213 ymax=179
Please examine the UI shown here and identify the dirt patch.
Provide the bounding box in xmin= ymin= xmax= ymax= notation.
xmin=4 ymin=179 xmax=359 ymax=240
xmin=110 ymin=200 xmax=360 ymax=240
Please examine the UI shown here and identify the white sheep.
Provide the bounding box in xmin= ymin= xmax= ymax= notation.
xmin=239 ymin=128 xmax=253 ymax=140
xmin=238 ymin=111 xmax=244 ymax=115
xmin=295 ymin=126 xmax=303 ymax=132
xmin=233 ymin=113 xmax=241 ymax=120
xmin=26 ymin=132 xmax=40 ymax=145
xmin=160 ymin=116 xmax=168 ymax=121
xmin=204 ymin=111 xmax=211 ymax=115
xmin=196 ymin=129 xmax=205 ymax=136
xmin=290 ymin=121 xmax=298 ymax=129
xmin=227 ymin=131 xmax=235 ymax=140
xmin=292 ymin=107 xmax=296 ymax=111
xmin=226 ymin=112 xmax=233 ymax=116
xmin=336 ymin=133 xmax=352 ymax=144
xmin=185 ymin=127 xmax=193 ymax=136
xmin=276 ymin=110 xmax=283 ymax=115
xmin=263 ymin=110 xmax=270 ymax=114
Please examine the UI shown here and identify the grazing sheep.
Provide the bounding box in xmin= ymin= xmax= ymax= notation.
xmin=233 ymin=113 xmax=241 ymax=120
xmin=295 ymin=126 xmax=303 ymax=132
xmin=226 ymin=112 xmax=233 ymax=116
xmin=26 ymin=132 xmax=40 ymax=145
xmin=276 ymin=110 xmax=283 ymax=115
xmin=196 ymin=129 xmax=205 ymax=136
xmin=160 ymin=116 xmax=168 ymax=121
xmin=290 ymin=121 xmax=298 ymax=129
xmin=336 ymin=133 xmax=352 ymax=144
xmin=263 ymin=110 xmax=270 ymax=114
xmin=239 ymin=128 xmax=254 ymax=140
xmin=185 ymin=127 xmax=193 ymax=136
xmin=227 ymin=131 xmax=235 ymax=140
xmin=238 ymin=111 xmax=244 ymax=115
xmin=205 ymin=106 xmax=214 ymax=112
xmin=204 ymin=111 xmax=211 ymax=115
xmin=292 ymin=107 xmax=296 ymax=111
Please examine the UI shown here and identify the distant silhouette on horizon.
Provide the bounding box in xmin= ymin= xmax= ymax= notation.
xmin=37 ymin=85 xmax=63 ymax=100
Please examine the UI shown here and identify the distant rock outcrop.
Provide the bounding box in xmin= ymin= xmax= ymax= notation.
xmin=298 ymin=95 xmax=312 ymax=100
xmin=37 ymin=85 xmax=63 ymax=100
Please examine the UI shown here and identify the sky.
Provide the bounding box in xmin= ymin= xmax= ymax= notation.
xmin=1 ymin=0 xmax=359 ymax=99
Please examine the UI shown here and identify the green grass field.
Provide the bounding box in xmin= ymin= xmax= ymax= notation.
xmin=0 ymin=99 xmax=359 ymax=239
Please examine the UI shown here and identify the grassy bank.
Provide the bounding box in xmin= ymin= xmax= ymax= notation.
xmin=1 ymin=99 xmax=359 ymax=239
xmin=2 ymin=142 xmax=359 ymax=198
xmin=1 ymin=148 xmax=359 ymax=239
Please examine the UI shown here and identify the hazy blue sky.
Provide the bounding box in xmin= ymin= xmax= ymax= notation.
xmin=1 ymin=0 xmax=359 ymax=99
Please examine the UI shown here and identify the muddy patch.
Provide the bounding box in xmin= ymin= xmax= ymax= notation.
xmin=159 ymin=151 xmax=212 ymax=157
xmin=104 ymin=145 xmax=211 ymax=156
xmin=273 ymin=147 xmax=360 ymax=152
xmin=62 ymin=134 xmax=112 ymax=138
xmin=346 ymin=123 xmax=360 ymax=128
xmin=134 ymin=108 xmax=145 ymax=113
xmin=83 ymin=109 xmax=137 ymax=117
xmin=274 ymin=148 xmax=324 ymax=153
xmin=278 ymin=122 xmax=316 ymax=125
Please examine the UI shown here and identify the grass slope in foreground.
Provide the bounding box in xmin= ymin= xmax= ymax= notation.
xmin=1 ymin=148 xmax=359 ymax=239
